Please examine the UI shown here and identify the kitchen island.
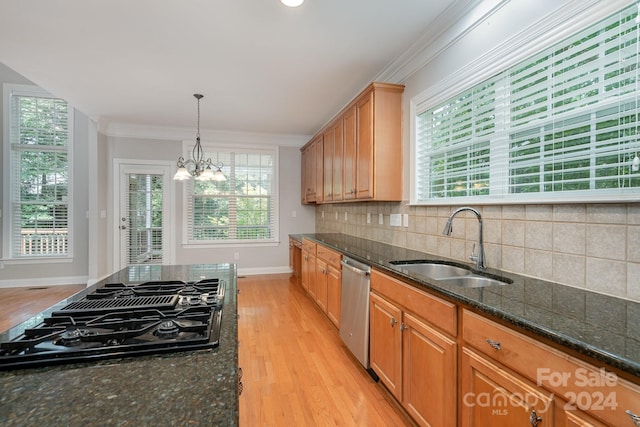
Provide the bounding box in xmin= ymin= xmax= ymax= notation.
xmin=0 ymin=264 xmax=239 ymax=427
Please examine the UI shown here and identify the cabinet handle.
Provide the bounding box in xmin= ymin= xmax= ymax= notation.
xmin=486 ymin=339 xmax=501 ymax=351
xmin=529 ymin=409 xmax=542 ymax=426
xmin=390 ymin=317 xmax=397 ymax=327
xmin=627 ymin=410 xmax=640 ymax=426
xmin=400 ymin=323 xmax=406 ymax=332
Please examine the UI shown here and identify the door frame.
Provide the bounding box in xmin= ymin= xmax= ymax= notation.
xmin=112 ymin=159 xmax=176 ymax=271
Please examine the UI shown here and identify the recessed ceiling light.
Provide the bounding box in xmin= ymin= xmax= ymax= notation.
xmin=281 ymin=0 xmax=304 ymax=7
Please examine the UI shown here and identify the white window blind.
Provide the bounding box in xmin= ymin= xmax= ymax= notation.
xmin=186 ymin=147 xmax=278 ymax=245
xmin=6 ymin=86 xmax=72 ymax=258
xmin=415 ymin=2 xmax=640 ymax=204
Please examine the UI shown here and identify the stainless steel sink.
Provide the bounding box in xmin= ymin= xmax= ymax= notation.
xmin=437 ymin=275 xmax=511 ymax=288
xmin=389 ymin=260 xmax=512 ymax=288
xmin=389 ymin=261 xmax=471 ymax=279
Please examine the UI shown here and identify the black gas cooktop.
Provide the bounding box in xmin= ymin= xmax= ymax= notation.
xmin=0 ymin=278 xmax=225 ymax=370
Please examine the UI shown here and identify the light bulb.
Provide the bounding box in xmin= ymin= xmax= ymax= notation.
xmin=281 ymin=0 xmax=304 ymax=7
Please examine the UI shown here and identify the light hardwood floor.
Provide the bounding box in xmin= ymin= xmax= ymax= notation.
xmin=238 ymin=274 xmax=413 ymax=426
xmin=0 ymin=284 xmax=86 ymax=332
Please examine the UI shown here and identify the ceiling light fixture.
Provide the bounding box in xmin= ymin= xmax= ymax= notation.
xmin=174 ymin=94 xmax=226 ymax=182
xmin=281 ymin=0 xmax=304 ymax=7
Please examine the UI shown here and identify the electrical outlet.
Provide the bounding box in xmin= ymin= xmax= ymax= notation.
xmin=292 ymin=210 xmax=297 ymax=218
xmin=344 ymin=212 xmax=348 ymax=221
xmin=322 ymin=211 xmax=325 ymax=219
xmin=403 ymin=214 xmax=409 ymax=228
xmin=234 ymin=252 xmax=240 ymax=260
xmin=378 ymin=213 xmax=384 ymax=225
xmin=367 ymin=213 xmax=371 ymax=224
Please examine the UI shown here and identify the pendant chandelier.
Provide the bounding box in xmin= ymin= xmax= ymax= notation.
xmin=173 ymin=94 xmax=226 ymax=181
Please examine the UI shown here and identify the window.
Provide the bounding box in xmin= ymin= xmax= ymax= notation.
xmin=414 ymin=3 xmax=640 ymax=204
xmin=3 ymin=84 xmax=73 ymax=259
xmin=184 ymin=146 xmax=278 ymax=245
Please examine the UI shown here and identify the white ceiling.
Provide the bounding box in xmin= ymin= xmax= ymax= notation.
xmin=0 ymin=0 xmax=460 ymax=140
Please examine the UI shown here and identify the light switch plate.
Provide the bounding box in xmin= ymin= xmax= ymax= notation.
xmin=390 ymin=213 xmax=401 ymax=227
xmin=378 ymin=213 xmax=384 ymax=225
xmin=403 ymin=214 xmax=409 ymax=227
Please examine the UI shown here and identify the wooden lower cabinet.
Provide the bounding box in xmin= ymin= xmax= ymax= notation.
xmin=462 ymin=309 xmax=640 ymax=426
xmin=370 ymin=269 xmax=457 ymax=427
xmin=461 ymin=346 xmax=554 ymax=426
xmin=403 ymin=312 xmax=457 ymax=427
xmin=305 ymin=242 xmax=342 ymax=328
xmin=370 ymin=292 xmax=402 ymax=399
xmin=315 ymin=257 xmax=329 ymax=312
xmin=326 ymin=263 xmax=341 ymax=328
xmin=301 ymin=238 xmax=316 ymax=296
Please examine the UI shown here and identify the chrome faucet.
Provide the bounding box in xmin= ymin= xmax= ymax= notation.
xmin=442 ymin=207 xmax=486 ymax=270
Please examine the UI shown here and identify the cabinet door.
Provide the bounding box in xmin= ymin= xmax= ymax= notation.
xmin=323 ymin=129 xmax=334 ymax=201
xmin=555 ymin=398 xmax=607 ymax=427
xmin=301 ymin=250 xmax=310 ymax=292
xmin=332 ymin=120 xmax=344 ymax=202
xmin=301 ymin=147 xmax=313 ymax=203
xmin=314 ymin=137 xmax=324 ymax=203
xmin=370 ymin=292 xmax=402 ymax=400
xmin=355 ymin=90 xmax=374 ymax=199
xmin=326 ymin=264 xmax=341 ymax=328
xmin=315 ymin=258 xmax=328 ymax=313
xmin=403 ymin=312 xmax=457 ymax=427
xmin=461 ymin=347 xmax=554 ymax=427
xmin=343 ymin=105 xmax=357 ymax=200
xmin=307 ymin=253 xmax=317 ymax=299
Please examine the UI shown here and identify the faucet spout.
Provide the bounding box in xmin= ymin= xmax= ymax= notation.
xmin=443 ymin=207 xmax=486 ymax=270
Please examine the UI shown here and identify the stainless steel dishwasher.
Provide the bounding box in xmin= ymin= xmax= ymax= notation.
xmin=339 ymin=256 xmax=373 ymax=374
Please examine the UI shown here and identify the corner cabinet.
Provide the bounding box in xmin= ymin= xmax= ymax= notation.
xmin=369 ymin=269 xmax=457 ymax=427
xmin=300 ymin=82 xmax=404 ymax=204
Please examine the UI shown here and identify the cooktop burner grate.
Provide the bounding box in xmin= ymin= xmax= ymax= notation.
xmin=55 ymin=295 xmax=179 ymax=314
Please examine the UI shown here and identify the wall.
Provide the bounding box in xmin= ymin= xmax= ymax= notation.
xmin=315 ymin=0 xmax=640 ymax=302
xmin=0 ymin=63 xmax=91 ymax=287
xmin=103 ymin=134 xmax=315 ymax=276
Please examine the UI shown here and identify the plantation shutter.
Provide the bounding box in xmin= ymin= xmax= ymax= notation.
xmin=186 ymin=147 xmax=278 ymax=244
xmin=8 ymin=90 xmax=71 ymax=257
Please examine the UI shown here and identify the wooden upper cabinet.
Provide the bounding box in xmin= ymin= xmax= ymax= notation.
xmin=300 ymin=82 xmax=404 ymax=204
xmin=343 ymin=105 xmax=357 ymax=200
xmin=314 ymin=137 xmax=324 ymax=204
xmin=301 ymin=137 xmax=318 ymax=203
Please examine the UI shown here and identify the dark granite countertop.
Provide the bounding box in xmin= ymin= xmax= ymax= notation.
xmin=0 ymin=264 xmax=239 ymax=427
xmin=298 ymin=233 xmax=640 ymax=380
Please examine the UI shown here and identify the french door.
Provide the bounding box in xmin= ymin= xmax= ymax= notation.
xmin=113 ymin=161 xmax=174 ymax=270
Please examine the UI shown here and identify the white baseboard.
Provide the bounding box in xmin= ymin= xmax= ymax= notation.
xmin=0 ymin=276 xmax=89 ymax=289
xmin=237 ymin=266 xmax=293 ymax=277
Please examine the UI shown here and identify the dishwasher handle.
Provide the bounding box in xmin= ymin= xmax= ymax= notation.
xmin=341 ymin=258 xmax=370 ymax=276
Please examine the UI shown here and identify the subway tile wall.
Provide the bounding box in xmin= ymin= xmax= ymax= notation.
xmin=315 ymin=202 xmax=640 ymax=302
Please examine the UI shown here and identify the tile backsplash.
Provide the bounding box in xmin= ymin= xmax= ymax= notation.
xmin=315 ymin=202 xmax=640 ymax=302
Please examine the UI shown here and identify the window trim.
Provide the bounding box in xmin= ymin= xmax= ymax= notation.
xmin=180 ymin=142 xmax=280 ymax=248
xmin=2 ymin=83 xmax=74 ymax=262
xmin=409 ymin=0 xmax=638 ymax=206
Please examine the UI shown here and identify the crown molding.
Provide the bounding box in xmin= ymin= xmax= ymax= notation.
xmin=374 ymin=0 xmax=631 ymax=85
xmin=99 ymin=121 xmax=312 ymax=148
xmin=374 ymin=0 xmax=505 ymax=83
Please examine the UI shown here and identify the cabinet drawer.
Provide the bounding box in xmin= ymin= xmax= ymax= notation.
xmin=462 ymin=309 xmax=640 ymax=426
xmin=371 ymin=269 xmax=456 ymax=337
xmin=302 ymin=238 xmax=316 ymax=255
xmin=316 ymin=245 xmax=341 ymax=268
